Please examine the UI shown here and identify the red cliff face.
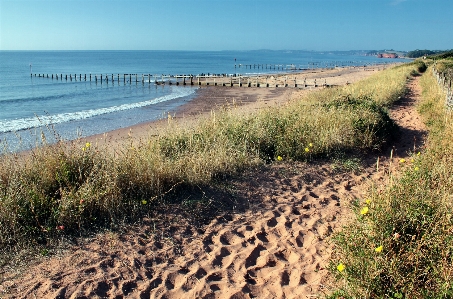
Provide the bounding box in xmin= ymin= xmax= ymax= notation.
xmin=377 ymin=53 xmax=398 ymax=58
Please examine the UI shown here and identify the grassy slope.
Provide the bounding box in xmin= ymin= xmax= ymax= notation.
xmin=329 ymin=62 xmax=453 ymax=298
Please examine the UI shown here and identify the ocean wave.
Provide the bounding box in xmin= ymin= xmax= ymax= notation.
xmin=0 ymin=80 xmax=153 ymax=105
xmin=0 ymin=92 xmax=75 ymax=105
xmin=0 ymin=87 xmax=196 ymax=133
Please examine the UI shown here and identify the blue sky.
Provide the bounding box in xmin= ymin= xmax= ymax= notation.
xmin=0 ymin=0 xmax=452 ymax=51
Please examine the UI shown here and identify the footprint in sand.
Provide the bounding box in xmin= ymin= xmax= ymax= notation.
xmin=245 ymin=244 xmax=267 ymax=268
xmin=219 ymin=230 xmax=243 ymax=246
xmin=212 ymin=247 xmax=232 ymax=268
xmin=295 ymin=231 xmax=305 ymax=247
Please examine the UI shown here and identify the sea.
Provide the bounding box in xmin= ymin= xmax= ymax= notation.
xmin=0 ymin=50 xmax=407 ymax=152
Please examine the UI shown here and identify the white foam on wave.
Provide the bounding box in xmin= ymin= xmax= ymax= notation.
xmin=0 ymin=87 xmax=196 ymax=133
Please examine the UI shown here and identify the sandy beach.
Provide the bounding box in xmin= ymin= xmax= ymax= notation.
xmin=1 ymin=63 xmax=428 ymax=299
xmin=83 ymin=65 xmax=389 ymax=150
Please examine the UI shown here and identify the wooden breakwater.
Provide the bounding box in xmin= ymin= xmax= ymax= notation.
xmin=31 ymin=72 xmax=335 ymax=88
xmin=31 ymin=62 xmax=389 ymax=89
xmin=234 ymin=61 xmax=373 ymax=70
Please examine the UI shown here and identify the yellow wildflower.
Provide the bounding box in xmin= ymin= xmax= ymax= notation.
xmin=417 ymin=152 xmax=421 ymax=156
xmin=337 ymin=263 xmax=345 ymax=272
xmin=399 ymin=158 xmax=405 ymax=163
xmin=414 ymin=166 xmax=419 ymax=171
xmin=141 ymin=200 xmax=147 ymax=205
xmin=309 ymin=143 xmax=313 ymax=147
xmin=365 ymin=199 xmax=372 ymax=205
xmin=82 ymin=142 xmax=91 ymax=151
xmin=305 ymin=147 xmax=310 ymax=153
xmin=277 ymin=156 xmax=283 ymax=161
xmin=360 ymin=206 xmax=369 ymax=215
xmin=375 ymin=245 xmax=383 ymax=253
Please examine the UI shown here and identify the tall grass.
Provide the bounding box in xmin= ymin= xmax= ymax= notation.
xmin=0 ymin=62 xmax=421 ymax=265
xmin=342 ymin=64 xmax=412 ymax=106
xmin=329 ymin=62 xmax=453 ymax=298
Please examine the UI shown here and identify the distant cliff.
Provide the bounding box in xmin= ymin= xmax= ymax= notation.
xmin=377 ymin=53 xmax=398 ymax=58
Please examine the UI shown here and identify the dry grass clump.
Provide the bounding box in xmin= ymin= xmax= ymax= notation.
xmin=435 ymin=60 xmax=453 ymax=78
xmin=329 ymin=63 xmax=453 ymax=298
xmin=0 ymin=63 xmax=419 ymax=265
xmin=335 ymin=61 xmax=426 ymax=107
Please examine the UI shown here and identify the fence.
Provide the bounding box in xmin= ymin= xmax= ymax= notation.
xmin=432 ymin=66 xmax=453 ymax=108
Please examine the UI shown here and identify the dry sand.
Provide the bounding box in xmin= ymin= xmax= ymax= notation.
xmin=0 ymin=65 xmax=427 ymax=299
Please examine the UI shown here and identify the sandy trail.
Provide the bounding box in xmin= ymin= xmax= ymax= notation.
xmin=0 ymin=68 xmax=427 ymax=299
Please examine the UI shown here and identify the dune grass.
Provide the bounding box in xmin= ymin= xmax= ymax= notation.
xmin=328 ymin=61 xmax=453 ymax=298
xmin=0 ymin=62 xmax=421 ymax=267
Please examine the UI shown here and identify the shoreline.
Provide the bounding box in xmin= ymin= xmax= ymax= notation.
xmin=0 ymin=63 xmax=396 ymax=156
xmin=2 ymin=64 xmax=398 ymax=155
